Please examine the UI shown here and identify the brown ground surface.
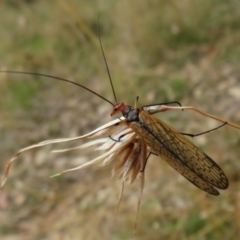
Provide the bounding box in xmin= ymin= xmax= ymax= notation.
xmin=0 ymin=1 xmax=240 ymax=239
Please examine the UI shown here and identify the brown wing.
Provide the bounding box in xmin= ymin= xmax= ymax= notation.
xmin=129 ymin=109 xmax=228 ymax=195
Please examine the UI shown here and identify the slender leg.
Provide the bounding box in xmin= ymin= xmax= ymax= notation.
xmin=109 ymin=135 xmax=122 ymax=142
xmin=109 ymin=131 xmax=134 ymax=142
xmin=143 ymin=101 xmax=182 ymax=108
xmin=140 ymin=152 xmax=156 ymax=172
xmin=144 ymin=104 xmax=240 ymax=131
xmin=180 ymin=122 xmax=227 ymax=138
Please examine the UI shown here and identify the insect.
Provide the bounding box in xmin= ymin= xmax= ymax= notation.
xmin=1 ymin=25 xmax=240 ymax=230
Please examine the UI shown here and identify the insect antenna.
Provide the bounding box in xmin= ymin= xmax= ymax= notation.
xmin=0 ymin=70 xmax=114 ymax=106
xmin=97 ymin=16 xmax=118 ymax=103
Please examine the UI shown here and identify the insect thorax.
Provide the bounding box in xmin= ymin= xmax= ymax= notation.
xmin=123 ymin=106 xmax=139 ymax=122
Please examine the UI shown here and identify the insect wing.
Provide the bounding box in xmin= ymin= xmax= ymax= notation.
xmin=129 ymin=109 xmax=228 ymax=195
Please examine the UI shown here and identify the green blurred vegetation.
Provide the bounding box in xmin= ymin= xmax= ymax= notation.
xmin=0 ymin=0 xmax=240 ymax=239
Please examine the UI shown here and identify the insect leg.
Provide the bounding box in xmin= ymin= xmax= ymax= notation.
xmin=180 ymin=122 xmax=227 ymax=137
xmin=143 ymin=101 xmax=182 ymax=108
xmin=140 ymin=152 xmax=155 ymax=172
xmin=109 ymin=135 xmax=122 ymax=142
xmin=109 ymin=130 xmax=134 ymax=142
xmin=144 ymin=104 xmax=240 ymax=131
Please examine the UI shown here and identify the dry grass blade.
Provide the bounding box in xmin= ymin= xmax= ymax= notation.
xmin=0 ymin=117 xmax=129 ymax=190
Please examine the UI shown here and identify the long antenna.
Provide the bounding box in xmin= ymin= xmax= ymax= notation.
xmin=0 ymin=70 xmax=114 ymax=106
xmin=97 ymin=16 xmax=118 ymax=103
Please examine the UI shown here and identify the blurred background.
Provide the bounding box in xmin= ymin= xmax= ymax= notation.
xmin=0 ymin=0 xmax=240 ymax=239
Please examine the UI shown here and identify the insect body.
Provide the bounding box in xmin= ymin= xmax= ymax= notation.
xmin=112 ymin=101 xmax=228 ymax=195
